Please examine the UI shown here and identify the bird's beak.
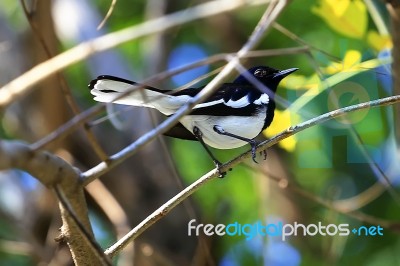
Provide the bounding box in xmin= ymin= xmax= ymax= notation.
xmin=273 ymin=68 xmax=298 ymax=78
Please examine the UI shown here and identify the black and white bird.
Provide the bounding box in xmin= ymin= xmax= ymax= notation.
xmin=89 ymin=66 xmax=297 ymax=173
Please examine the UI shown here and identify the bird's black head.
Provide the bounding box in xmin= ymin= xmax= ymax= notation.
xmin=233 ymin=66 xmax=298 ymax=92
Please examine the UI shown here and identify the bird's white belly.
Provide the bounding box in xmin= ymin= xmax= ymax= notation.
xmin=180 ymin=112 xmax=266 ymax=149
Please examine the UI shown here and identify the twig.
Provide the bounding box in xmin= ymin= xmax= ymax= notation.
xmin=344 ymin=129 xmax=400 ymax=208
xmin=273 ymin=23 xmax=342 ymax=63
xmin=97 ymin=0 xmax=117 ymax=30
xmin=332 ymin=181 xmax=387 ymax=212
xmin=104 ymin=169 xmax=217 ymax=257
xmin=365 ymin=0 xmax=389 ymax=35
xmin=239 ymin=95 xmax=400 ymax=165
xmin=104 ymin=94 xmax=400 ymax=257
xmin=142 ymin=47 xmax=308 ymax=87
xmin=31 ymin=105 xmax=103 ymax=150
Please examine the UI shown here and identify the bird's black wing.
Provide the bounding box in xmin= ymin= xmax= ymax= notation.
xmin=174 ymin=84 xmax=264 ymax=116
xmin=171 ymin=83 xmax=253 ymax=100
xmin=190 ymin=103 xmax=262 ymax=116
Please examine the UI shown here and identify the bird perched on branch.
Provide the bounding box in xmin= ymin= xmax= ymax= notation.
xmin=89 ymin=66 xmax=297 ymax=176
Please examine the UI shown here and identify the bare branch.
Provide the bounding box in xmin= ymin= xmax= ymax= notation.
xmin=240 ymin=95 xmax=400 ymax=166
xmin=97 ymin=0 xmax=118 ymax=30
xmin=104 ymin=169 xmax=217 ymax=257
xmin=0 ymin=140 xmax=78 ymax=187
xmin=104 ymin=94 xmax=400 ymax=257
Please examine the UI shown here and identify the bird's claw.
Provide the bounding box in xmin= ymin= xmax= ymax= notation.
xmin=250 ymin=141 xmax=268 ymax=163
xmin=250 ymin=140 xmax=259 ymax=164
xmin=214 ymin=160 xmax=226 ymax=178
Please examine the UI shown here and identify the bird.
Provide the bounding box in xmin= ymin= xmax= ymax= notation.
xmin=89 ymin=66 xmax=298 ymax=176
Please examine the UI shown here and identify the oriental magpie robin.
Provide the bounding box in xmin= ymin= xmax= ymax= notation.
xmin=89 ymin=66 xmax=297 ymax=175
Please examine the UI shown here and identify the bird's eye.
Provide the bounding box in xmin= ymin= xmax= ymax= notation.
xmin=254 ymin=69 xmax=266 ymax=77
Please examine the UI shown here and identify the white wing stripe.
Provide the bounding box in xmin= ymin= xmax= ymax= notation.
xmin=194 ymin=95 xmax=251 ymax=109
xmin=194 ymin=99 xmax=224 ymax=109
xmin=226 ymin=95 xmax=250 ymax=108
xmin=253 ymin=94 xmax=269 ymax=105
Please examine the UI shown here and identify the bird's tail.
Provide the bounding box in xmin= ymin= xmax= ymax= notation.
xmin=89 ymin=75 xmax=188 ymax=115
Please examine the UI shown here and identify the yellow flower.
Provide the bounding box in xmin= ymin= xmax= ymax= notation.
xmin=367 ymin=31 xmax=393 ymax=51
xmin=324 ymin=50 xmax=362 ymax=75
xmin=313 ymin=0 xmax=367 ymax=38
xmin=264 ymin=110 xmax=299 ymax=152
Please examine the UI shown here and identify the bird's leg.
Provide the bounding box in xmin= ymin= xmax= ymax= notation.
xmin=213 ymin=125 xmax=261 ymax=163
xmin=193 ymin=126 xmax=226 ymax=178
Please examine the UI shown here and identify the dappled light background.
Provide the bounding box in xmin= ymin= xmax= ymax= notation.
xmin=0 ymin=0 xmax=397 ymax=265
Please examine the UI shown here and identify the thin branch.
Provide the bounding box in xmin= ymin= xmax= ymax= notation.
xmin=31 ymin=105 xmax=103 ymax=150
xmin=273 ymin=22 xmax=342 ymax=63
xmin=365 ymin=0 xmax=389 ymax=35
xmin=97 ymin=0 xmax=118 ymax=30
xmin=240 ymin=95 xmax=400 ymax=166
xmin=104 ymin=169 xmax=217 ymax=257
xmin=143 ymin=47 xmax=308 ymax=89
xmin=344 ymin=129 xmax=400 ymax=208
xmin=0 ymin=0 xmax=271 ymax=108
xmin=104 ymin=94 xmax=400 ymax=257
xmin=332 ymin=181 xmax=387 ymax=212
